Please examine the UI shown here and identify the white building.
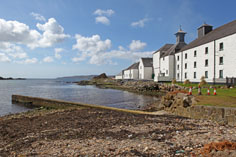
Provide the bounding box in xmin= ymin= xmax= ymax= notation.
xmin=139 ymin=58 xmax=153 ymax=80
xmin=123 ymin=62 xmax=139 ymax=80
xmin=178 ymin=20 xmax=236 ymax=83
xmin=154 ymin=19 xmax=236 ymax=84
xmin=153 ymin=28 xmax=186 ymax=82
xmin=115 ymin=71 xmax=123 ymax=80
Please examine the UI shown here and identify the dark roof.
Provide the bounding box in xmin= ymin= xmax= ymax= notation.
xmin=162 ymin=42 xmax=187 ymax=57
xmin=141 ymin=58 xmax=153 ymax=67
xmin=181 ymin=20 xmax=236 ymax=52
xmin=198 ymin=23 xmax=213 ymax=29
xmin=126 ymin=62 xmax=139 ymax=70
xmin=153 ymin=44 xmax=173 ymax=54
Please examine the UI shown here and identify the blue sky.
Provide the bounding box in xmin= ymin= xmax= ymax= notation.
xmin=0 ymin=0 xmax=235 ymax=78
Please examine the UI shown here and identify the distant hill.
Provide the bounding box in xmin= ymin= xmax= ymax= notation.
xmin=56 ymin=75 xmax=97 ymax=82
xmin=0 ymin=77 xmax=26 ymax=80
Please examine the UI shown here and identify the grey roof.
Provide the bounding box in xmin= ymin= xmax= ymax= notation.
xmin=141 ymin=58 xmax=153 ymax=67
xmin=126 ymin=62 xmax=139 ymax=70
xmin=198 ymin=23 xmax=213 ymax=29
xmin=162 ymin=42 xmax=187 ymax=57
xmin=181 ymin=20 xmax=236 ymax=52
xmin=153 ymin=44 xmax=173 ymax=55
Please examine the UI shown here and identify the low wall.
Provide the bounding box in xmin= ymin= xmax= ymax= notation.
xmin=171 ymin=105 xmax=236 ymax=126
xmin=11 ymin=95 xmax=157 ymax=115
xmin=162 ymin=93 xmax=236 ymax=126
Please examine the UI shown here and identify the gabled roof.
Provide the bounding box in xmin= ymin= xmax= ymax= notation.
xmin=162 ymin=42 xmax=187 ymax=57
xmin=181 ymin=20 xmax=236 ymax=52
xmin=125 ymin=62 xmax=139 ymax=70
xmin=153 ymin=44 xmax=173 ymax=54
xmin=141 ymin=58 xmax=153 ymax=67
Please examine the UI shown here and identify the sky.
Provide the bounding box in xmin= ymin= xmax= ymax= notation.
xmin=0 ymin=0 xmax=235 ymax=78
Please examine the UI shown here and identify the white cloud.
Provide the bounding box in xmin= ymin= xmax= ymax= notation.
xmin=43 ymin=56 xmax=54 ymax=63
xmin=54 ymin=48 xmax=64 ymax=59
xmin=72 ymin=34 xmax=152 ymax=65
xmin=17 ymin=58 xmax=38 ymax=64
xmin=0 ymin=18 xmax=69 ymax=49
xmin=31 ymin=12 xmax=46 ymax=22
xmin=73 ymin=34 xmax=111 ymax=54
xmin=129 ymin=40 xmax=147 ymax=51
xmin=94 ymin=9 xmax=114 ymax=16
xmin=95 ymin=16 xmax=110 ymax=25
xmin=0 ymin=53 xmax=11 ymax=62
xmin=131 ymin=18 xmax=150 ymax=28
xmin=0 ymin=18 xmax=41 ymax=48
xmin=93 ymin=9 xmax=114 ymax=25
xmin=36 ymin=18 xmax=70 ymax=48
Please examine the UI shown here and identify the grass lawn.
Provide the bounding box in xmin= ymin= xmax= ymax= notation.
xmin=176 ymin=83 xmax=236 ymax=108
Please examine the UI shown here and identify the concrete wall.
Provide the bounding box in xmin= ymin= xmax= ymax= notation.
xmin=143 ymin=67 xmax=153 ymax=80
xmin=131 ymin=69 xmax=139 ymax=79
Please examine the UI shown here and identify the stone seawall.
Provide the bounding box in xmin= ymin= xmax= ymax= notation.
xmin=170 ymin=105 xmax=236 ymax=126
xmin=162 ymin=92 xmax=236 ymax=126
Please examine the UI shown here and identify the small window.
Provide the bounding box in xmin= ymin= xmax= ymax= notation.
xmin=185 ymin=53 xmax=187 ymax=59
xmin=205 ymin=59 xmax=208 ymax=67
xmin=185 ymin=63 xmax=187 ymax=69
xmin=219 ymin=70 xmax=223 ymax=78
xmin=194 ymin=50 xmax=197 ymax=57
xmin=177 ymin=64 xmax=179 ymax=70
xmin=177 ymin=56 xmax=179 ymax=61
xmin=219 ymin=42 xmax=223 ymax=51
xmin=194 ymin=62 xmax=197 ymax=68
xmin=205 ymin=47 xmax=208 ymax=54
xmin=177 ymin=73 xmax=180 ymax=79
xmin=219 ymin=57 xmax=223 ymax=65
xmin=194 ymin=72 xmax=196 ymax=79
xmin=205 ymin=71 xmax=208 ymax=78
xmin=163 ymin=57 xmax=165 ymax=61
xmin=166 ymin=70 xmax=168 ymax=75
xmin=185 ymin=72 xmax=187 ymax=79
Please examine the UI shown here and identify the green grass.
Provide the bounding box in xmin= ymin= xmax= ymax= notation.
xmin=180 ymin=85 xmax=236 ymax=107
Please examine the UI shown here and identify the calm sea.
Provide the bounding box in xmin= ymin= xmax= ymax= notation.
xmin=0 ymin=78 xmax=158 ymax=116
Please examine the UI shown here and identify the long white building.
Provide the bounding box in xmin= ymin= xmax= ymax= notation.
xmin=153 ymin=20 xmax=236 ymax=83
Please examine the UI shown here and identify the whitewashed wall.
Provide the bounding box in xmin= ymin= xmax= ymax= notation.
xmin=153 ymin=52 xmax=160 ymax=82
xmin=179 ymin=33 xmax=236 ymax=83
xmin=123 ymin=70 xmax=131 ymax=79
xmin=131 ymin=69 xmax=139 ymax=79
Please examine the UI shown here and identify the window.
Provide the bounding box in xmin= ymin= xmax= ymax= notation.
xmin=194 ymin=62 xmax=197 ymax=68
xmin=166 ymin=70 xmax=168 ymax=75
xmin=194 ymin=72 xmax=196 ymax=79
xmin=163 ymin=57 xmax=165 ymax=61
xmin=219 ymin=70 xmax=223 ymax=78
xmin=177 ymin=73 xmax=180 ymax=79
xmin=177 ymin=56 xmax=179 ymax=61
xmin=177 ymin=64 xmax=179 ymax=70
xmin=205 ymin=47 xmax=208 ymax=54
xmin=185 ymin=53 xmax=187 ymax=59
xmin=194 ymin=50 xmax=197 ymax=57
xmin=219 ymin=57 xmax=223 ymax=65
xmin=185 ymin=72 xmax=187 ymax=79
xmin=205 ymin=71 xmax=208 ymax=78
xmin=185 ymin=63 xmax=187 ymax=69
xmin=205 ymin=59 xmax=208 ymax=67
xmin=219 ymin=42 xmax=224 ymax=51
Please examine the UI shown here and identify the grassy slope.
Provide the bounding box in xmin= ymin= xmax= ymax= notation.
xmin=176 ymin=83 xmax=236 ymax=107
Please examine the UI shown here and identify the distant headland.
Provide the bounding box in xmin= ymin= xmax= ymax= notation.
xmin=0 ymin=77 xmax=26 ymax=80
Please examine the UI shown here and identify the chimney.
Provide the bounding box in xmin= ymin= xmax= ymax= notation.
xmin=175 ymin=26 xmax=186 ymax=43
xmin=198 ymin=23 xmax=213 ymax=38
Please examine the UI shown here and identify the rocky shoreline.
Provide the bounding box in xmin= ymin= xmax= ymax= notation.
xmin=0 ymin=108 xmax=235 ymax=156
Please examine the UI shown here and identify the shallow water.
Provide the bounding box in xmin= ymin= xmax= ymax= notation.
xmin=0 ymin=79 xmax=158 ymax=116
